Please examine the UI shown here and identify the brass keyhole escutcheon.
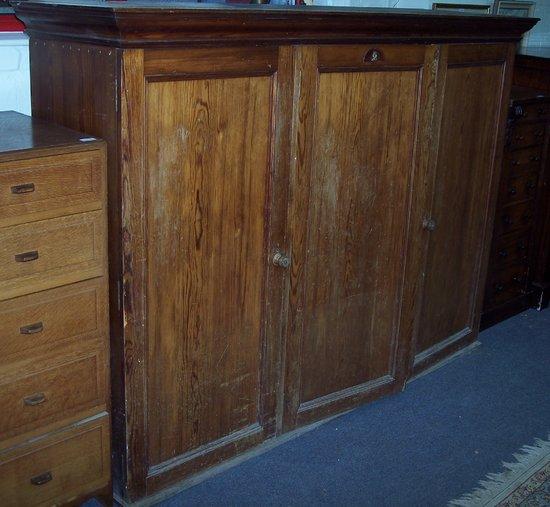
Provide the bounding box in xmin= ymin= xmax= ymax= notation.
xmin=364 ymin=49 xmax=383 ymax=63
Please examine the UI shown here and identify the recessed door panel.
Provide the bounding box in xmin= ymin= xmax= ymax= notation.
xmin=414 ymin=45 xmax=508 ymax=371
xmin=284 ymin=45 xmax=427 ymax=428
xmin=146 ymin=74 xmax=273 ymax=466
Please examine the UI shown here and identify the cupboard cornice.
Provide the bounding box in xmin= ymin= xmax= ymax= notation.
xmin=15 ymin=0 xmax=537 ymax=48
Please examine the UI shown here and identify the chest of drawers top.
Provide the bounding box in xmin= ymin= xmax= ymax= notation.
xmin=0 ymin=111 xmax=102 ymax=158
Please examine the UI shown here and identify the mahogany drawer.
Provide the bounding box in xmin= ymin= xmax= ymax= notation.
xmin=0 ymin=415 xmax=110 ymax=507
xmin=507 ymin=122 xmax=546 ymax=150
xmin=503 ymin=145 xmax=543 ymax=178
xmin=0 ymin=149 xmax=104 ymax=228
xmin=498 ymin=172 xmax=539 ymax=206
xmin=0 ymin=279 xmax=108 ymax=365
xmin=511 ymin=101 xmax=550 ymax=122
xmin=0 ymin=353 xmax=106 ymax=442
xmin=490 ymin=232 xmax=531 ymax=270
xmin=494 ymin=201 xmax=535 ymax=237
xmin=486 ymin=264 xmax=529 ymax=307
xmin=0 ymin=210 xmax=106 ymax=300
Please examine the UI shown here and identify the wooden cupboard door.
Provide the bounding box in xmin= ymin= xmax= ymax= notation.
xmin=413 ymin=44 xmax=512 ymax=373
xmin=138 ymin=47 xmax=291 ymax=490
xmin=283 ymin=45 xmax=431 ymax=429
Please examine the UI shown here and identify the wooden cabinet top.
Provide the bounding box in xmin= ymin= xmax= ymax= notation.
xmin=0 ymin=111 xmax=103 ymax=161
xmin=14 ymin=0 xmax=536 ymax=47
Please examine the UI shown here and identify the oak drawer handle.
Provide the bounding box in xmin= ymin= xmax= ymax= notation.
xmin=24 ymin=392 xmax=46 ymax=406
xmin=30 ymin=472 xmax=52 ymax=486
xmin=15 ymin=250 xmax=38 ymax=263
xmin=11 ymin=183 xmax=35 ymax=195
xmin=20 ymin=322 xmax=44 ymax=335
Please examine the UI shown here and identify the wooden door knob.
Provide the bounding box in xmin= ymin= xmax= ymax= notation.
xmin=272 ymin=251 xmax=291 ymax=268
xmin=422 ymin=218 xmax=437 ymax=231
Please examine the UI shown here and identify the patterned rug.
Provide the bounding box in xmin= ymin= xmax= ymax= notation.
xmin=449 ymin=436 xmax=550 ymax=506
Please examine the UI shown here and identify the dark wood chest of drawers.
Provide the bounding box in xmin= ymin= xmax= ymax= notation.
xmin=482 ymin=87 xmax=550 ymax=327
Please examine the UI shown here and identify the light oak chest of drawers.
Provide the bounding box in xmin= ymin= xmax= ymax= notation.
xmin=0 ymin=111 xmax=111 ymax=506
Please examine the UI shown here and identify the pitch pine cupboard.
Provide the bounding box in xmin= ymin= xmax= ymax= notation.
xmin=15 ymin=1 xmax=535 ymax=501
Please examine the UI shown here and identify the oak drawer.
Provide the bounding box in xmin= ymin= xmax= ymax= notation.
xmin=0 ymin=279 xmax=108 ymax=365
xmin=0 ymin=415 xmax=110 ymax=507
xmin=512 ymin=101 xmax=550 ymax=122
xmin=0 ymin=150 xmax=104 ymax=227
xmin=0 ymin=211 xmax=106 ymax=300
xmin=507 ymin=122 xmax=546 ymax=150
xmin=498 ymin=172 xmax=539 ymax=206
xmin=494 ymin=201 xmax=535 ymax=237
xmin=0 ymin=353 xmax=106 ymax=442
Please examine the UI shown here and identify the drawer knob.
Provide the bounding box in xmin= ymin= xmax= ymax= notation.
xmin=20 ymin=322 xmax=44 ymax=335
xmin=511 ymin=160 xmax=519 ymax=166
xmin=529 ymin=155 xmax=541 ymax=162
xmin=11 ymin=183 xmax=35 ymax=195
xmin=15 ymin=250 xmax=39 ymax=263
xmin=30 ymin=472 xmax=53 ymax=486
xmin=518 ymin=242 xmax=527 ymax=251
xmin=502 ymin=215 xmax=512 ymax=226
xmin=272 ymin=251 xmax=291 ymax=269
xmin=538 ymin=108 xmax=546 ymax=116
xmin=526 ymin=181 xmax=537 ymax=190
xmin=508 ymin=187 xmax=517 ymax=196
xmin=513 ymin=105 xmax=525 ymax=118
xmin=494 ymin=283 xmax=505 ymax=293
xmin=535 ymin=130 xmax=544 ymax=138
xmin=364 ymin=49 xmax=383 ymax=63
xmin=422 ymin=217 xmax=437 ymax=232
xmin=516 ymin=135 xmax=525 ymax=141
xmin=498 ymin=249 xmax=508 ymax=258
xmin=24 ymin=392 xmax=46 ymax=406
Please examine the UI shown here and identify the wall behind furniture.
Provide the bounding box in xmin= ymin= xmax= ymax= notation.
xmin=0 ymin=32 xmax=30 ymax=114
xmin=530 ymin=1 xmax=550 ymax=47
xmin=390 ymin=0 xmax=548 ymax=47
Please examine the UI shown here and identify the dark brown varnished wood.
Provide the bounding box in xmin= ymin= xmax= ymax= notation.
xmin=146 ymin=66 xmax=272 ymax=468
xmin=283 ymin=44 xmax=429 ymax=429
xmin=15 ymin=1 xmax=536 ymax=48
xmin=482 ymin=80 xmax=550 ymax=327
xmin=0 ymin=111 xmax=101 ymax=156
xmin=412 ymin=44 xmax=514 ymax=374
xmin=20 ymin=2 xmax=534 ymax=501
